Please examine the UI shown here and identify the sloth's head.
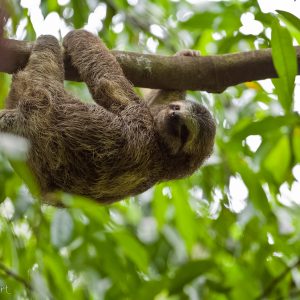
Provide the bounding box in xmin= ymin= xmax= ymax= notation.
xmin=151 ymin=100 xmax=216 ymax=179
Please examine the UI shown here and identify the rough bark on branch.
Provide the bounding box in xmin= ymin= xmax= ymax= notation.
xmin=0 ymin=38 xmax=300 ymax=93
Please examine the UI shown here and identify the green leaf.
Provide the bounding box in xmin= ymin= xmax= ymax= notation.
xmin=61 ymin=193 xmax=109 ymax=224
xmin=225 ymin=151 xmax=270 ymax=215
xmin=1 ymin=223 xmax=19 ymax=269
xmin=277 ymin=10 xmax=300 ymax=44
xmin=51 ymin=209 xmax=74 ymax=248
xmin=134 ymin=280 xmax=166 ymax=300
xmin=42 ymin=253 xmax=73 ymax=298
xmin=231 ymin=114 xmax=300 ymax=141
xmin=271 ymin=19 xmax=297 ymax=112
xmin=0 ymin=73 xmax=10 ymax=109
xmin=152 ymin=184 xmax=169 ymax=229
xmin=276 ymin=11 xmax=300 ymax=30
xmin=264 ymin=135 xmax=291 ymax=183
xmin=171 ymin=183 xmax=197 ymax=252
xmin=293 ymin=126 xmax=300 ymax=163
xmin=112 ymin=231 xmax=149 ymax=272
xmin=239 ymin=165 xmax=270 ymax=215
xmin=9 ymin=160 xmax=40 ymax=197
xmin=272 ymin=78 xmax=289 ymax=112
xmin=47 ymin=0 xmax=59 ymax=12
xmin=169 ymin=260 xmax=215 ymax=295
xmin=71 ymin=0 xmax=90 ymax=28
xmin=182 ymin=12 xmax=218 ymax=30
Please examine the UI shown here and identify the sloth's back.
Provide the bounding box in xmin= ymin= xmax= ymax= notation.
xmin=19 ymin=100 xmax=163 ymax=203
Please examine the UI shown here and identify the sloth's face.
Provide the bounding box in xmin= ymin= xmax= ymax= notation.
xmin=152 ymin=100 xmax=214 ymax=156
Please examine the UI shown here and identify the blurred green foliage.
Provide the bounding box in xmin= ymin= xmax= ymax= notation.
xmin=1 ymin=0 xmax=300 ymax=299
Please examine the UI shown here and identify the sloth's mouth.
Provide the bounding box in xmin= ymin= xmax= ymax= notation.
xmin=167 ymin=115 xmax=190 ymax=145
xmin=167 ymin=113 xmax=181 ymax=134
xmin=180 ymin=124 xmax=189 ymax=145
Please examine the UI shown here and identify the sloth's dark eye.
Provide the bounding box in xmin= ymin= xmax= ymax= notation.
xmin=170 ymin=104 xmax=180 ymax=111
xmin=180 ymin=124 xmax=189 ymax=145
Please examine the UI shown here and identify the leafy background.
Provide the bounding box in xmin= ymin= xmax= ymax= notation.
xmin=0 ymin=0 xmax=300 ymax=299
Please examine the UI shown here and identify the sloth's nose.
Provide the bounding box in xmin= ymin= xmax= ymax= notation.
xmin=170 ymin=111 xmax=180 ymax=120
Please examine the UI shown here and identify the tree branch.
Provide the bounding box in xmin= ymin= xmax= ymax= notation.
xmin=0 ymin=261 xmax=32 ymax=291
xmin=1 ymin=38 xmax=300 ymax=93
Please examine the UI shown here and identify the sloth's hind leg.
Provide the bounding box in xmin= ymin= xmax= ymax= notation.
xmin=6 ymin=35 xmax=65 ymax=109
xmin=25 ymin=34 xmax=64 ymax=84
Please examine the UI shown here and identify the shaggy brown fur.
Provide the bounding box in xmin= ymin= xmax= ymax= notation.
xmin=0 ymin=30 xmax=216 ymax=204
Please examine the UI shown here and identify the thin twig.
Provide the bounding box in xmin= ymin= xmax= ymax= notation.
xmin=0 ymin=261 xmax=32 ymax=291
xmin=257 ymin=259 xmax=300 ymax=299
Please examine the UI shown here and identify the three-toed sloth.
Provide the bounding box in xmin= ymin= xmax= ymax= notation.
xmin=0 ymin=30 xmax=216 ymax=204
